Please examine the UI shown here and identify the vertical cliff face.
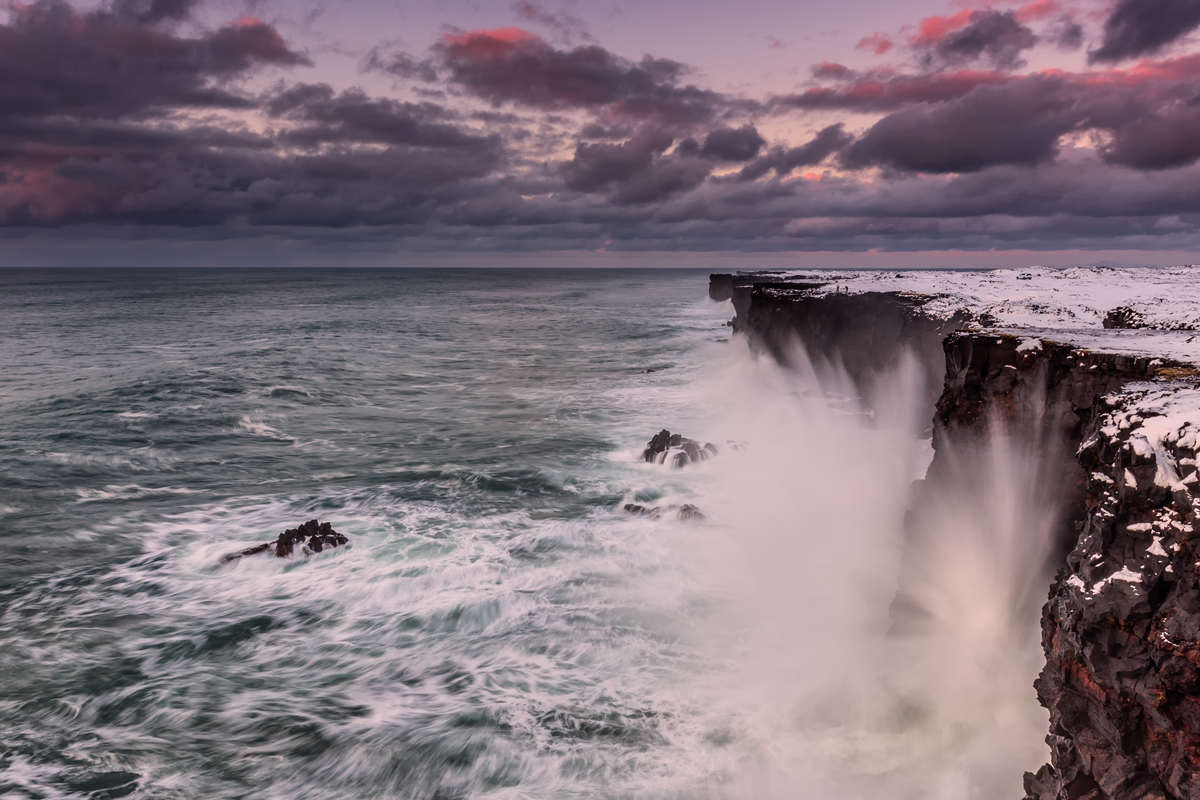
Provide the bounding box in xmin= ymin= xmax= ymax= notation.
xmin=737 ymin=283 xmax=972 ymax=413
xmin=1027 ymin=381 xmax=1200 ymax=800
xmin=932 ymin=334 xmax=1168 ymax=551
xmin=927 ymin=337 xmax=1200 ymax=800
xmin=718 ymin=273 xmax=1200 ymax=799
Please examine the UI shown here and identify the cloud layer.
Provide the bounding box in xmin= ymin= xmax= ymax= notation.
xmin=4 ymin=0 xmax=1200 ymax=256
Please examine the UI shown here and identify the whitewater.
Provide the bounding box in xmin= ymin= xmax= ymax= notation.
xmin=0 ymin=268 xmax=1052 ymax=800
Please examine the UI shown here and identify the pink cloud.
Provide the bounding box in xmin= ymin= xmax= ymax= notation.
xmin=855 ymin=32 xmax=894 ymax=55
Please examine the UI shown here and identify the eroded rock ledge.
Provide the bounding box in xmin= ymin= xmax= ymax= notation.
xmin=716 ymin=270 xmax=1200 ymax=800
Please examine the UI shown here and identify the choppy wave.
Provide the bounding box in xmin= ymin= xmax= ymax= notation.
xmin=0 ymin=268 xmax=1049 ymax=799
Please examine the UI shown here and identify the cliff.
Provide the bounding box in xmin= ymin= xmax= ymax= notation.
xmin=722 ymin=276 xmax=973 ymax=416
xmin=717 ymin=270 xmax=1200 ymax=800
xmin=1027 ymin=381 xmax=1200 ymax=800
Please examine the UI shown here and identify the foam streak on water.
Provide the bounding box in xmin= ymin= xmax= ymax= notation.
xmin=0 ymin=268 xmax=1049 ymax=800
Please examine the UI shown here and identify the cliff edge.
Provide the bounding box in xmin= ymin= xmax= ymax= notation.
xmin=717 ymin=267 xmax=1200 ymax=799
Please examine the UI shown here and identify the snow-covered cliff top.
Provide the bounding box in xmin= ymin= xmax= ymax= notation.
xmin=764 ymin=265 xmax=1200 ymax=365
xmin=778 ymin=265 xmax=1199 ymax=330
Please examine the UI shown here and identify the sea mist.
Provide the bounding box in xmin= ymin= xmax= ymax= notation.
xmin=676 ymin=334 xmax=1057 ymax=799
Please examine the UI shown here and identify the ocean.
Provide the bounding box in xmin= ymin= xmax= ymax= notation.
xmin=0 ymin=268 xmax=1047 ymax=800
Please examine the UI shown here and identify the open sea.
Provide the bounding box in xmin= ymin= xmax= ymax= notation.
xmin=0 ymin=268 xmax=1048 ymax=800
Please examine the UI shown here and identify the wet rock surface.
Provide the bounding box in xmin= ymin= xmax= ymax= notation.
xmin=221 ymin=519 xmax=348 ymax=564
xmin=641 ymin=429 xmax=718 ymax=467
xmin=736 ymin=276 xmax=1200 ymax=798
xmin=885 ymin=331 xmax=1200 ymax=799
xmin=1026 ymin=384 xmax=1200 ymax=800
xmin=622 ymin=503 xmax=705 ymax=522
xmin=740 ymin=284 xmax=974 ymax=413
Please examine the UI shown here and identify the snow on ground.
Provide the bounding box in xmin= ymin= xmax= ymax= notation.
xmin=776 ymin=265 xmax=1200 ymax=330
xmin=766 ymin=265 xmax=1200 ymax=365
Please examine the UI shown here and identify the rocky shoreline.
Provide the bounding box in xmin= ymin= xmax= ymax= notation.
xmin=715 ymin=268 xmax=1200 ymax=800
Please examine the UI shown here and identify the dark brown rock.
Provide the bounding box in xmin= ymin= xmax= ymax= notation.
xmin=621 ymin=502 xmax=705 ymax=522
xmin=641 ymin=429 xmax=718 ymax=467
xmin=221 ymin=519 xmax=348 ymax=564
xmin=1026 ymin=384 xmax=1200 ymax=800
xmin=736 ymin=277 xmax=1200 ymax=797
xmin=1103 ymin=306 xmax=1148 ymax=329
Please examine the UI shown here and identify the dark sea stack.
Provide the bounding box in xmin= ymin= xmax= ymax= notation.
xmin=709 ymin=273 xmax=735 ymax=302
xmin=641 ymin=429 xmax=718 ymax=467
xmin=221 ymin=519 xmax=348 ymax=564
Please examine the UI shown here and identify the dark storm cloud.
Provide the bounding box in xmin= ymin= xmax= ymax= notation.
xmin=1053 ymin=20 xmax=1084 ymax=51
xmin=2 ymin=140 xmax=506 ymax=228
xmin=511 ymin=1 xmax=594 ymax=44
xmin=1101 ymin=108 xmax=1200 ymax=169
xmin=770 ymin=69 xmax=1011 ymax=112
xmin=843 ymin=75 xmax=1074 ymax=173
xmin=920 ymin=10 xmax=1038 ymax=70
xmin=0 ymin=0 xmax=308 ymax=120
xmin=429 ymin=27 xmax=727 ymax=125
xmin=699 ymin=125 xmax=766 ymax=161
xmin=739 ymin=124 xmax=853 ymax=180
xmin=811 ymin=62 xmax=855 ymax=80
xmin=265 ymin=83 xmax=500 ymax=151
xmin=562 ymin=129 xmax=710 ymax=204
xmin=10 ymin=0 xmax=1200 ymax=256
xmin=0 ymin=0 xmax=509 ymax=228
xmin=1091 ymin=0 xmax=1200 ymax=63
xmin=838 ymin=56 xmax=1200 ymax=174
xmin=364 ymin=50 xmax=440 ymax=83
xmin=111 ymin=0 xmax=198 ymax=23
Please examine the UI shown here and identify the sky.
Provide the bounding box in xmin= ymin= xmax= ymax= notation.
xmin=4 ymin=0 xmax=1200 ymax=267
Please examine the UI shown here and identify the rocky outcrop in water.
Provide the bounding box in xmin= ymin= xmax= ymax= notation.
xmin=623 ymin=503 xmax=706 ymax=522
xmin=642 ymin=429 xmax=718 ymax=467
xmin=221 ymin=519 xmax=348 ymax=563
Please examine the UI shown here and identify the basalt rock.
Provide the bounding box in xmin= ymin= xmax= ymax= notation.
xmin=709 ymin=273 xmax=735 ymax=302
xmin=623 ymin=502 xmax=706 ymax=522
xmin=894 ymin=331 xmax=1200 ymax=799
xmin=642 ymin=429 xmax=719 ymax=467
xmin=738 ymin=276 xmax=1200 ymax=796
xmin=1103 ymin=305 xmax=1196 ymax=332
xmin=1103 ymin=306 xmax=1149 ymax=330
xmin=221 ymin=519 xmax=348 ymax=564
xmin=1026 ymin=383 xmax=1200 ymax=800
xmin=740 ymin=285 xmax=975 ymax=414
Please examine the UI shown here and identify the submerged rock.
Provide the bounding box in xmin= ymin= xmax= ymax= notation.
xmin=641 ymin=429 xmax=719 ymax=467
xmin=622 ymin=502 xmax=706 ymax=522
xmin=221 ymin=519 xmax=348 ymax=564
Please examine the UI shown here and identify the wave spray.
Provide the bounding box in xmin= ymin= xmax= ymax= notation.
xmin=677 ymin=335 xmax=1057 ymax=799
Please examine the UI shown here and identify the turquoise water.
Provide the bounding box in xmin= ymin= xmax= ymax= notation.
xmin=0 ymin=268 xmax=745 ymax=800
xmin=0 ymin=268 xmax=1050 ymax=800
